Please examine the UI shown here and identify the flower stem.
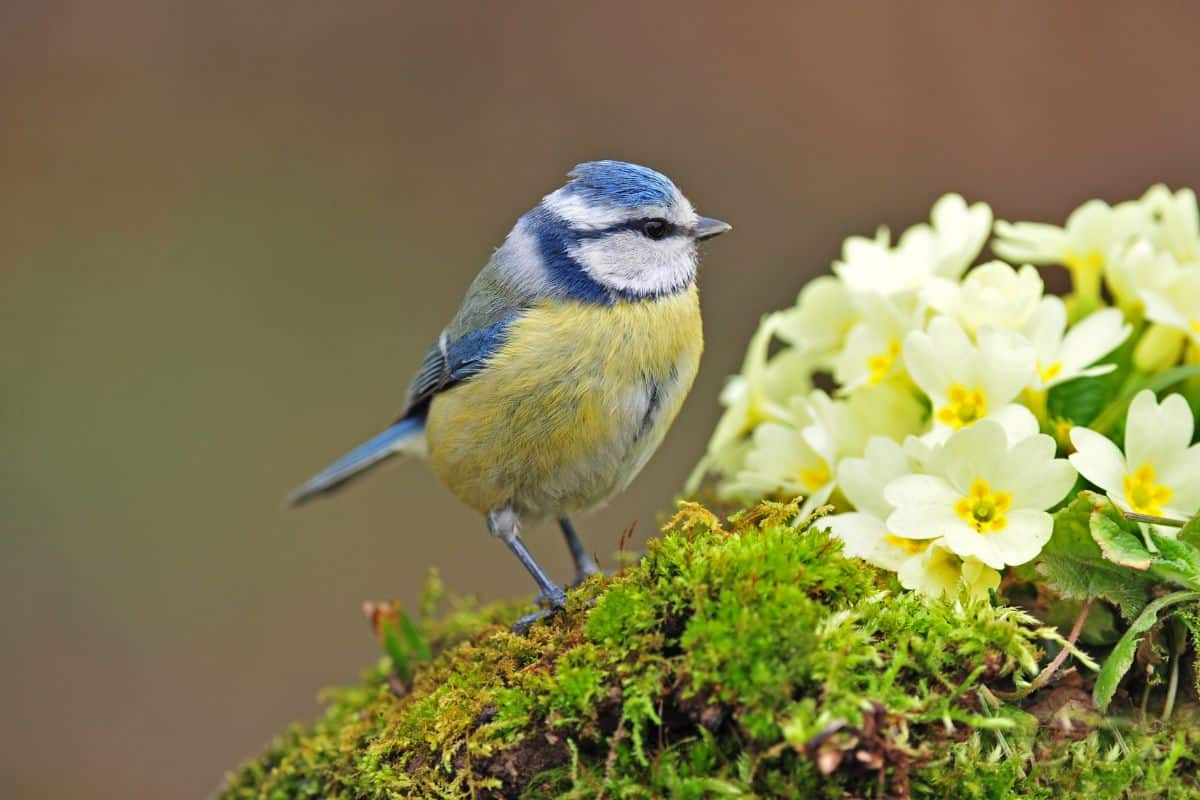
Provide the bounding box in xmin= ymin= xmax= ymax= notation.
xmin=995 ymin=599 xmax=1093 ymax=700
xmin=1121 ymin=510 xmax=1186 ymax=528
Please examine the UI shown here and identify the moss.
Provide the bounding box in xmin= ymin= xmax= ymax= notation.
xmin=222 ymin=502 xmax=1199 ymax=799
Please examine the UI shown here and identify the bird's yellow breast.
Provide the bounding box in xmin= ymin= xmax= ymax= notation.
xmin=425 ymin=286 xmax=703 ymax=517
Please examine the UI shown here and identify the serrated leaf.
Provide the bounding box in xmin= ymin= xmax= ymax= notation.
xmin=1180 ymin=515 xmax=1200 ymax=549
xmin=1038 ymin=493 xmax=1154 ymax=619
xmin=1094 ymin=590 xmax=1200 ymax=711
xmin=1089 ymin=506 xmax=1152 ymax=570
xmin=1147 ymin=532 xmax=1200 ymax=590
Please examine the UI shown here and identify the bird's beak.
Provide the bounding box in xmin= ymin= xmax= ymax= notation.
xmin=694 ymin=216 xmax=732 ymax=241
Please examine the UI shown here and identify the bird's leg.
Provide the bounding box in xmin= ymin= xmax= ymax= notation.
xmin=487 ymin=508 xmax=567 ymax=633
xmin=558 ymin=517 xmax=601 ymax=586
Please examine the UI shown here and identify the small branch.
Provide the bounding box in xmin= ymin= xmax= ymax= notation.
xmin=996 ymin=599 xmax=1092 ymax=701
xmin=1121 ymin=510 xmax=1187 ymax=528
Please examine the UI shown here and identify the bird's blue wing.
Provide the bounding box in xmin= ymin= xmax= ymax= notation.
xmin=400 ymin=314 xmax=519 ymax=418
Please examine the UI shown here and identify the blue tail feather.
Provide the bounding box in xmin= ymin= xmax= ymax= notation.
xmin=287 ymin=417 xmax=424 ymax=506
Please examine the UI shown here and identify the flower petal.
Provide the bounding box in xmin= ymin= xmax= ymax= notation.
xmin=988 ymin=508 xmax=1055 ymax=566
xmin=887 ymin=501 xmax=972 ymax=543
xmin=1125 ymin=390 xmax=1194 ymax=472
xmin=1068 ymin=427 xmax=1127 ymax=496
xmin=837 ymin=436 xmax=911 ymax=517
xmin=999 ymin=434 xmax=1077 ymax=509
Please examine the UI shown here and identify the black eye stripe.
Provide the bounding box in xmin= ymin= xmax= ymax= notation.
xmin=566 ymin=217 xmax=683 ymax=239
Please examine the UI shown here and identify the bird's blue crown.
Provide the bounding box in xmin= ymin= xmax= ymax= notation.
xmin=560 ymin=160 xmax=680 ymax=210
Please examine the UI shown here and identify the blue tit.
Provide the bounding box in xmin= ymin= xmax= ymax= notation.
xmin=288 ymin=160 xmax=730 ymax=630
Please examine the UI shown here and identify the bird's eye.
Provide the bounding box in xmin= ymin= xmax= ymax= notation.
xmin=641 ymin=218 xmax=669 ymax=240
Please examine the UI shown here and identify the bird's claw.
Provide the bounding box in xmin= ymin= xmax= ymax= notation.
xmin=512 ymin=591 xmax=567 ymax=634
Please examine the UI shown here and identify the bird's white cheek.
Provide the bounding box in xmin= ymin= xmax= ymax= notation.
xmin=571 ymin=232 xmax=697 ymax=296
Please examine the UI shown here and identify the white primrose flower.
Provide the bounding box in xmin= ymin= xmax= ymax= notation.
xmin=1022 ymin=297 xmax=1132 ymax=390
xmin=912 ymin=193 xmax=995 ymax=282
xmin=1070 ymin=390 xmax=1200 ymax=521
xmin=724 ymin=397 xmax=834 ymax=511
xmin=825 ymin=436 xmax=928 ymax=571
xmin=897 ymin=542 xmax=1001 ymax=602
xmin=834 ymin=194 xmax=991 ymax=296
xmin=1141 ymin=266 xmax=1200 ymax=348
xmin=993 ymin=198 xmax=1150 ymax=281
xmin=689 ymin=314 xmax=814 ymax=493
xmin=705 ymin=314 xmax=810 ymax=455
xmin=834 ymin=227 xmax=927 ymax=297
xmin=1141 ymin=184 xmax=1200 ymax=264
xmin=804 ymin=384 xmax=925 ymax=467
xmin=827 ymin=436 xmax=1001 ymax=601
xmin=923 ymin=261 xmax=1044 ymax=332
xmin=834 ymin=292 xmax=925 ymax=391
xmin=726 ymin=383 xmax=923 ymax=513
xmin=903 ymin=315 xmax=1038 ymax=442
xmin=885 ymin=421 xmax=1077 ymax=569
xmin=774 ymin=275 xmax=858 ymax=368
xmin=1105 ymin=237 xmax=1184 ymax=313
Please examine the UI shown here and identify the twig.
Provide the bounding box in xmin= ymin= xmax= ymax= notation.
xmin=1121 ymin=510 xmax=1187 ymax=528
xmin=995 ymin=599 xmax=1092 ymax=701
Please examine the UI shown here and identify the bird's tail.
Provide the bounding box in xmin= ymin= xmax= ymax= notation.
xmin=286 ymin=417 xmax=426 ymax=506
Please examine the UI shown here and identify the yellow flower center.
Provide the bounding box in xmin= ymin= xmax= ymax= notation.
xmin=1123 ymin=464 xmax=1172 ymax=516
xmin=867 ymin=339 xmax=902 ymax=386
xmin=1037 ymin=361 xmax=1063 ymax=383
xmin=744 ymin=391 xmax=769 ymax=433
xmin=884 ymin=534 xmax=931 ymax=555
xmin=1190 ymin=319 xmax=1200 ymax=336
xmin=954 ymin=479 xmax=1012 ymax=534
xmin=799 ymin=460 xmax=830 ymax=491
xmin=935 ymin=384 xmax=988 ymax=429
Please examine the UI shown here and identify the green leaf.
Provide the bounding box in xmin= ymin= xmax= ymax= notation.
xmin=398 ymin=608 xmax=432 ymax=661
xmin=1082 ymin=495 xmax=1200 ymax=589
xmin=1094 ymin=590 xmax=1200 ymax=711
xmin=1089 ymin=365 xmax=1200 ymax=434
xmin=1038 ymin=493 xmax=1154 ymax=619
xmin=1089 ymin=504 xmax=1153 ymax=570
xmin=381 ymin=618 xmax=414 ymax=684
xmin=1147 ymin=532 xmax=1200 ymax=590
xmin=1047 ymin=372 xmax=1119 ymax=427
xmin=1180 ymin=515 xmax=1200 ymax=549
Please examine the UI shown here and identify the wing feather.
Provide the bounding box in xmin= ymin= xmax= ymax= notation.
xmin=400 ymin=316 xmax=518 ymax=417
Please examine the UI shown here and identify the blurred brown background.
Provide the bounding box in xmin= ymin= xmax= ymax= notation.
xmin=4 ymin=2 xmax=1200 ymax=796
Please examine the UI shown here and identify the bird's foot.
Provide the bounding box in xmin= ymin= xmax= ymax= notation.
xmin=512 ymin=589 xmax=567 ymax=634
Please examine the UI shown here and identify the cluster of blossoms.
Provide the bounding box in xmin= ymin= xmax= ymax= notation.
xmin=691 ymin=187 xmax=1200 ymax=599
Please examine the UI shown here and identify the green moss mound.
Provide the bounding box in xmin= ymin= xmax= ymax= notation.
xmin=222 ymin=504 xmax=1198 ymax=799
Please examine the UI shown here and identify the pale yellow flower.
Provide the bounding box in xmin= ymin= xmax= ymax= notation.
xmin=923 ymin=261 xmax=1044 ymax=333
xmin=1022 ymin=297 xmax=1131 ymax=390
xmin=1070 ymin=390 xmax=1200 ymax=522
xmin=885 ymin=421 xmax=1076 ymax=569
xmin=1141 ymin=266 xmax=1200 ymax=348
xmin=903 ymin=316 xmax=1038 ymax=442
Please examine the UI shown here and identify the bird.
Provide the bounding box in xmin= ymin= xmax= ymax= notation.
xmin=287 ymin=160 xmax=730 ymax=631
